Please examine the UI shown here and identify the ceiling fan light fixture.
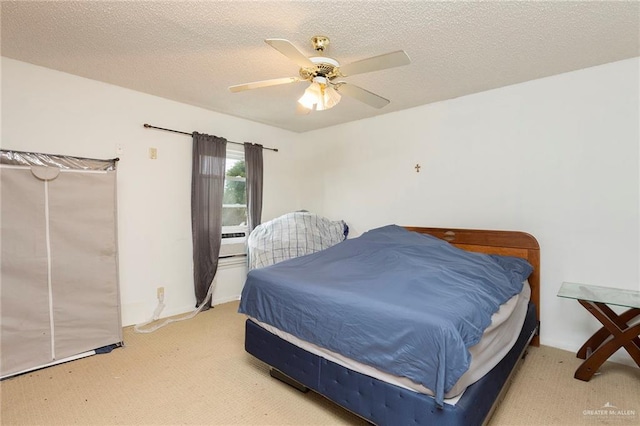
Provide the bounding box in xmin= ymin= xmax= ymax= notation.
xmin=298 ymin=82 xmax=322 ymax=110
xmin=297 ymin=77 xmax=341 ymax=111
xmin=320 ymin=84 xmax=341 ymax=110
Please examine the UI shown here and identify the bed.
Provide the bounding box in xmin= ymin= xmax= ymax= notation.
xmin=238 ymin=225 xmax=540 ymax=425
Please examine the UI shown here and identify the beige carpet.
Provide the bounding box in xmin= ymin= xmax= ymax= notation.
xmin=1 ymin=301 xmax=638 ymax=425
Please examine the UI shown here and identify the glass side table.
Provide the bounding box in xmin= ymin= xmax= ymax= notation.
xmin=557 ymin=282 xmax=640 ymax=381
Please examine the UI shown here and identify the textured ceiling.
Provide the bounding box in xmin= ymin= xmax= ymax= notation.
xmin=2 ymin=1 xmax=639 ymax=133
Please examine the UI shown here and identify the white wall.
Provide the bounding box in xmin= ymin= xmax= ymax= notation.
xmin=299 ymin=58 xmax=640 ymax=365
xmin=1 ymin=58 xmax=304 ymax=326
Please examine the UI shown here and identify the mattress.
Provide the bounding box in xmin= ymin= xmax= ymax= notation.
xmin=248 ymin=281 xmax=530 ymax=405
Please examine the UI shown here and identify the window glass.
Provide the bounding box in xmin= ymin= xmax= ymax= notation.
xmin=222 ymin=151 xmax=247 ymax=228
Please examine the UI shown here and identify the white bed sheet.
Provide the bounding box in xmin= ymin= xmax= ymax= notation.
xmin=249 ymin=281 xmax=531 ymax=406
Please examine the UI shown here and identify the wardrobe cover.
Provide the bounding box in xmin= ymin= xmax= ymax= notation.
xmin=1 ymin=150 xmax=122 ymax=378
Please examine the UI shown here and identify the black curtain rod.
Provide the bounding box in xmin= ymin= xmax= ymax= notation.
xmin=143 ymin=123 xmax=279 ymax=152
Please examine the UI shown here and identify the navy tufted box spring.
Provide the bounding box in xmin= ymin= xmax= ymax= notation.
xmin=244 ymin=302 xmax=538 ymax=426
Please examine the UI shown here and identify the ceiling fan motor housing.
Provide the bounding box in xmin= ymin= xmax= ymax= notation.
xmin=299 ymin=56 xmax=340 ymax=81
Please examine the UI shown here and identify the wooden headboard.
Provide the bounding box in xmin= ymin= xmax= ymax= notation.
xmin=404 ymin=227 xmax=540 ymax=347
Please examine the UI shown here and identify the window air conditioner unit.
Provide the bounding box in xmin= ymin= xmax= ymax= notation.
xmin=220 ymin=229 xmax=247 ymax=258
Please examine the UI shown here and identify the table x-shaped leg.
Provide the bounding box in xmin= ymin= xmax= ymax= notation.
xmin=574 ymin=300 xmax=640 ymax=381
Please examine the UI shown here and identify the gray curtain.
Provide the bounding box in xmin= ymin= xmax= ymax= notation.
xmin=244 ymin=143 xmax=263 ymax=233
xmin=191 ymin=133 xmax=227 ymax=309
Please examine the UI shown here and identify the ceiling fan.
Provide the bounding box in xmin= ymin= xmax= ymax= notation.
xmin=228 ymin=36 xmax=411 ymax=113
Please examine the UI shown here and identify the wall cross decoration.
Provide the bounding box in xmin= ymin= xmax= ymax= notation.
xmin=415 ymin=164 xmax=421 ymax=173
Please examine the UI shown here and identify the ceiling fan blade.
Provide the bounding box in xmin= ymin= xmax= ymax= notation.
xmin=295 ymin=103 xmax=312 ymax=115
xmin=339 ymin=50 xmax=411 ymax=77
xmin=335 ymin=83 xmax=390 ymax=109
xmin=265 ymin=39 xmax=315 ymax=68
xmin=228 ymin=77 xmax=301 ymax=93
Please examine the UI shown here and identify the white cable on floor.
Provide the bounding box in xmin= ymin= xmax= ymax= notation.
xmin=133 ymin=279 xmax=216 ymax=333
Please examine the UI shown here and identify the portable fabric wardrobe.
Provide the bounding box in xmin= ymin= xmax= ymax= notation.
xmin=1 ymin=150 xmax=122 ymax=379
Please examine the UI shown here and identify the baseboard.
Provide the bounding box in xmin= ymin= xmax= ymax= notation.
xmin=212 ymin=294 xmax=241 ymax=306
xmin=542 ymin=338 xmax=636 ymax=368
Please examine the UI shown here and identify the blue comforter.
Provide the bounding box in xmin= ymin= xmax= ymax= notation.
xmin=238 ymin=225 xmax=533 ymax=405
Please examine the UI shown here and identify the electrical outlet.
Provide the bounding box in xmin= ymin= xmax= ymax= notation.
xmin=157 ymin=286 xmax=165 ymax=300
xmin=149 ymin=147 xmax=158 ymax=159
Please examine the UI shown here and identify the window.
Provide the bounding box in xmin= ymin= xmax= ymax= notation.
xmin=221 ymin=149 xmax=247 ymax=257
xmin=223 ymin=149 xmax=247 ymax=229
